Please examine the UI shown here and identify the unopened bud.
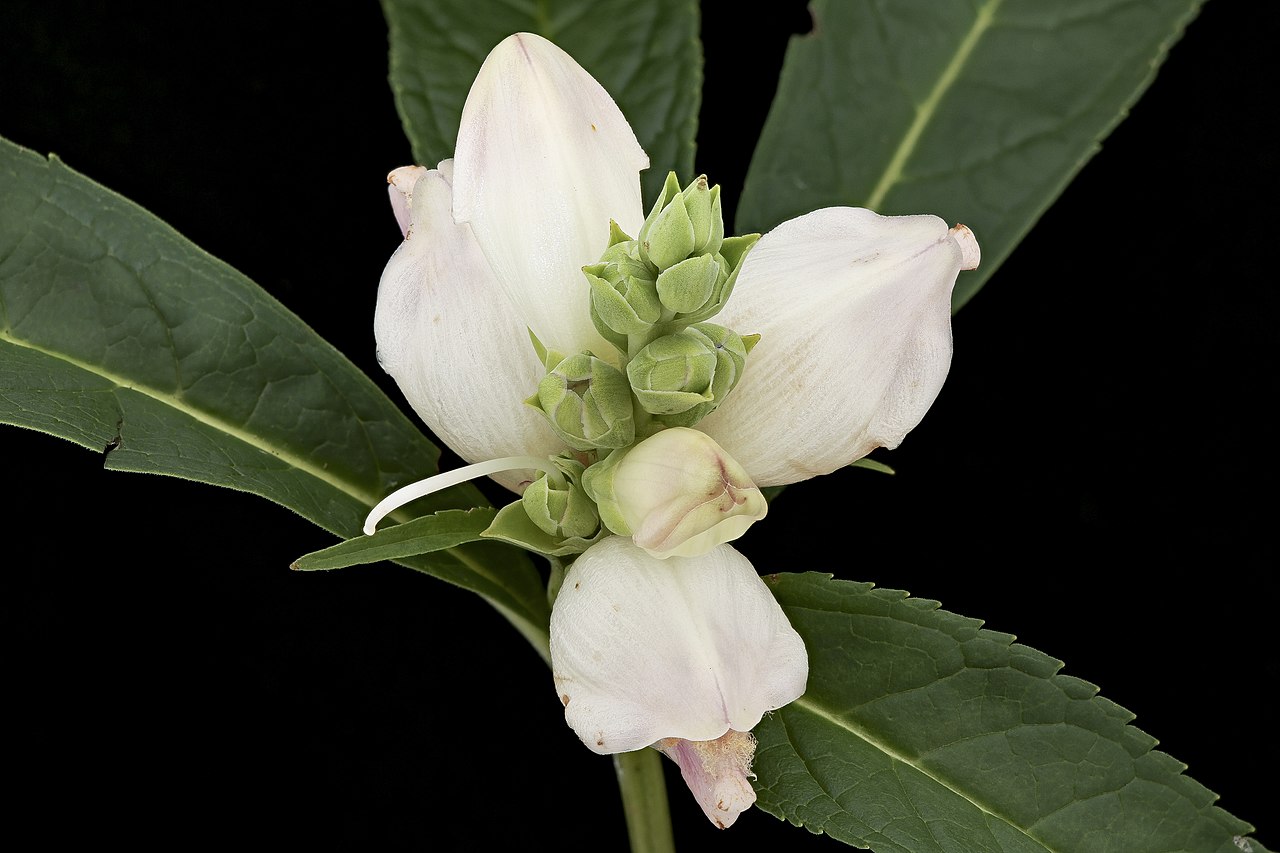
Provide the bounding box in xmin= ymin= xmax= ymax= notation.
xmin=628 ymin=324 xmax=755 ymax=426
xmin=679 ymin=174 xmax=724 ymax=257
xmin=528 ymin=352 xmax=635 ymax=451
xmin=584 ymin=257 xmax=662 ymax=338
xmin=655 ymin=253 xmax=720 ymax=315
xmin=522 ymin=456 xmax=600 ymax=539
xmin=639 ymin=172 xmax=698 ymax=272
xmin=582 ymin=428 xmax=767 ymax=558
xmin=672 ymin=233 xmax=760 ymax=325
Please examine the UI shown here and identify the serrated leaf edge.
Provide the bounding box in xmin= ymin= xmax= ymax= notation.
xmin=763 ymin=571 xmax=1262 ymax=850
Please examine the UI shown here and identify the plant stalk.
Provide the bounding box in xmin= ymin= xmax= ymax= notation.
xmin=613 ymin=748 xmax=676 ymax=853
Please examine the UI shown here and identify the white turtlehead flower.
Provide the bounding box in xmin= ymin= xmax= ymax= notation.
xmin=369 ymin=31 xmax=978 ymax=828
xmin=551 ymin=536 xmax=807 ymax=828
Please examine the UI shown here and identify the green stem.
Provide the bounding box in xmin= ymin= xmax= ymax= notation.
xmin=613 ymin=749 xmax=676 ymax=853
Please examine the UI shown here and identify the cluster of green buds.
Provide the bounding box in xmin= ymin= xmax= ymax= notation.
xmin=489 ymin=173 xmax=768 ymax=558
xmin=584 ymin=172 xmax=759 ymax=357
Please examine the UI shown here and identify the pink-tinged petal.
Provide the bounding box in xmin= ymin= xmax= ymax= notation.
xmin=374 ymin=161 xmax=563 ymax=492
xmin=453 ymin=33 xmax=649 ymax=356
xmin=656 ymin=731 xmax=758 ymax=829
xmin=550 ymin=537 xmax=808 ymax=754
xmin=701 ymin=208 xmax=979 ymax=486
xmin=584 ymin=428 xmax=767 ymax=559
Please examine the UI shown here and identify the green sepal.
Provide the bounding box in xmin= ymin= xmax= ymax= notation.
xmin=527 ymin=328 xmax=566 ymax=371
xmin=643 ymin=192 xmax=695 ymax=271
xmin=589 ymin=306 xmax=629 ymax=355
xmin=627 ymin=330 xmax=719 ymax=415
xmin=643 ymin=171 xmax=683 ymax=221
xmin=580 ymin=447 xmax=633 ymax=537
xmin=482 ymin=501 xmax=607 ymax=558
xmin=607 ymin=218 xmax=633 ymax=247
xmin=718 ymin=233 xmax=760 ymax=270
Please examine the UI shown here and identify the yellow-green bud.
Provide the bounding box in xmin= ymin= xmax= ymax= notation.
xmin=655 ymin=253 xmax=720 ymax=315
xmin=584 ymin=258 xmax=662 ymax=337
xmin=628 ymin=324 xmax=755 ymax=426
xmin=643 ymin=192 xmax=695 ymax=271
xmin=527 ymin=352 xmax=635 ymax=451
xmin=581 ymin=428 xmax=768 ymax=559
xmin=521 ymin=457 xmax=599 ymax=539
xmin=680 ymin=174 xmax=724 ymax=257
xmin=669 ymin=233 xmax=761 ymax=326
xmin=639 ymin=172 xmax=700 ymax=272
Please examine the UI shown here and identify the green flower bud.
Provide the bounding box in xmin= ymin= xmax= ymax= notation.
xmin=638 ymin=172 xmax=696 ymax=272
xmin=627 ymin=324 xmax=754 ymax=426
xmin=668 ymin=233 xmax=761 ymax=326
xmin=521 ymin=456 xmax=600 ymax=539
xmin=679 ymin=174 xmax=724 ymax=256
xmin=655 ymin=253 xmax=720 ymax=315
xmin=527 ymin=352 xmax=635 ymax=451
xmin=643 ymin=192 xmax=695 ymax=271
xmin=582 ymin=428 xmax=768 ymax=559
xmin=584 ymin=259 xmax=662 ymax=337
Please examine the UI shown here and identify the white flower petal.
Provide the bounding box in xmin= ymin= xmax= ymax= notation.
xmin=374 ymin=161 xmax=563 ymax=492
xmin=386 ymin=165 xmax=427 ymax=238
xmin=701 ymin=208 xmax=976 ymax=486
xmin=550 ymin=537 xmax=808 ymax=754
xmin=453 ymin=32 xmax=649 ymax=356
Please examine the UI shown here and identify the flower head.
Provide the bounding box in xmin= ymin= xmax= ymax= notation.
xmin=370 ymin=31 xmax=977 ymax=828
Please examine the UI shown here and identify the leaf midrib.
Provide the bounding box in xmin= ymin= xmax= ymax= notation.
xmin=1 ymin=326 xmax=388 ymax=507
xmin=0 ymin=326 xmax=556 ymax=630
xmin=789 ymin=694 xmax=1055 ymax=852
xmin=863 ymin=0 xmax=1003 ymax=211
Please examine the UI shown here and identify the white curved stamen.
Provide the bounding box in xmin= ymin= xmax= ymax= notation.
xmin=363 ymin=455 xmax=560 ymax=535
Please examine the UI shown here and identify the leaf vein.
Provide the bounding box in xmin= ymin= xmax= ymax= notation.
xmin=863 ymin=0 xmax=1004 ymax=211
xmin=792 ymin=693 xmax=1056 ymax=851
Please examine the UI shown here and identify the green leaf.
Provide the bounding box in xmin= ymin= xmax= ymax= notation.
xmin=736 ymin=0 xmax=1203 ymax=310
xmin=851 ymin=458 xmax=895 ymax=476
xmin=755 ymin=573 xmax=1266 ymax=853
xmin=0 ymin=137 xmax=548 ymax=646
xmin=382 ymin=0 xmax=702 ymax=204
xmin=292 ymin=507 xmax=497 ymax=570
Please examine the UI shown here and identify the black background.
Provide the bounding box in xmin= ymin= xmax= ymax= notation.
xmin=3 ymin=2 xmax=1274 ymax=849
